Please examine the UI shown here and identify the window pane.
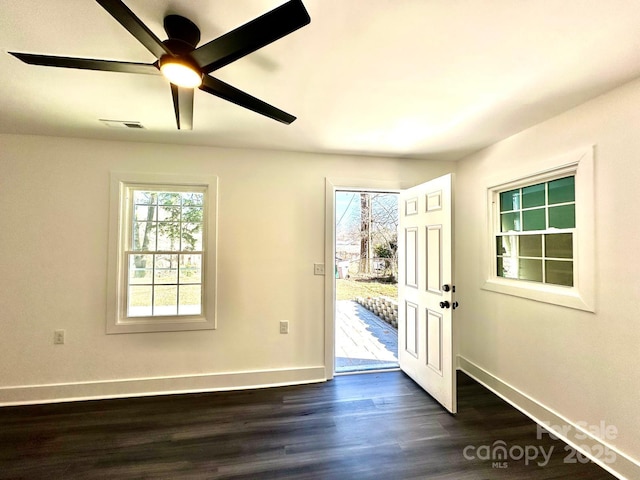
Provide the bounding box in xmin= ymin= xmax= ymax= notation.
xmin=519 ymin=235 xmax=542 ymax=257
xmin=128 ymin=285 xmax=152 ymax=317
xmin=182 ymin=192 xmax=203 ymax=206
xmin=522 ymin=208 xmax=545 ymax=231
xmin=180 ymin=254 xmax=202 ymax=283
xmin=500 ymin=189 xmax=520 ymax=212
xmin=158 ymin=192 xmax=181 ymax=205
xmin=182 ymin=223 xmax=203 ymax=251
xmin=522 ymin=183 xmax=545 ymax=208
xmin=132 ymin=222 xmax=157 ymax=251
xmin=546 ymin=260 xmax=573 ymax=286
xmin=183 ymin=206 xmax=203 ymax=223
xmin=134 ymin=191 xmax=157 ymax=206
xmin=548 ymin=176 xmax=575 ymax=204
xmin=157 ymin=222 xmax=181 ymax=250
xmin=497 ymin=236 xmax=510 ymax=256
xmin=154 ymin=255 xmax=178 ymax=284
xmin=549 ymin=205 xmax=575 ymax=229
xmin=154 ymin=286 xmax=177 ymax=315
xmin=179 ymin=285 xmax=202 ymax=315
xmin=497 ymin=257 xmax=518 ymax=279
xmin=545 ymin=233 xmax=573 ymax=259
xmin=129 ymin=254 xmax=153 ymax=284
xmin=500 ymin=212 xmax=520 ymax=232
xmin=134 ymin=205 xmax=156 ymax=222
xmin=158 ymin=206 xmax=180 ymax=221
xmin=519 ymin=259 xmax=543 ymax=282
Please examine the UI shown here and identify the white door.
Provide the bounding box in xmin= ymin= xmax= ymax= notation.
xmin=398 ymin=173 xmax=456 ymax=413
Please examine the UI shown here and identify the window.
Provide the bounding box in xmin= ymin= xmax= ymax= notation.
xmin=496 ymin=176 xmax=575 ymax=287
xmin=127 ymin=187 xmax=204 ymax=317
xmin=483 ymin=147 xmax=594 ymax=312
xmin=107 ymin=173 xmax=217 ymax=333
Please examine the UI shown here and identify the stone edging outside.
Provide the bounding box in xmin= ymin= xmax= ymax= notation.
xmin=355 ymin=296 xmax=398 ymax=328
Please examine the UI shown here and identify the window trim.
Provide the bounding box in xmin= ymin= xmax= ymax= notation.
xmin=106 ymin=172 xmax=218 ymax=334
xmin=482 ymin=147 xmax=595 ymax=312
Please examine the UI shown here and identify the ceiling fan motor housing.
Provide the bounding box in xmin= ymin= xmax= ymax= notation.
xmin=163 ymin=14 xmax=201 ymax=51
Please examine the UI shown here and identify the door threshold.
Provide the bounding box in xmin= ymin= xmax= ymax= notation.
xmin=335 ymin=367 xmax=401 ymax=376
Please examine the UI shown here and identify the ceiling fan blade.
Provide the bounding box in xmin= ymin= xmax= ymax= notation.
xmin=170 ymin=84 xmax=194 ymax=130
xmin=9 ymin=52 xmax=159 ymax=75
xmin=96 ymin=0 xmax=172 ymax=59
xmin=199 ymin=75 xmax=296 ymax=124
xmin=191 ymin=0 xmax=310 ymax=74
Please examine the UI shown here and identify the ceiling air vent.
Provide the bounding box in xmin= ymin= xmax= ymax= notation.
xmin=100 ymin=119 xmax=145 ymax=129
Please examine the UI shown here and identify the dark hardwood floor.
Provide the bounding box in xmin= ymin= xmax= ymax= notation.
xmin=0 ymin=371 xmax=616 ymax=479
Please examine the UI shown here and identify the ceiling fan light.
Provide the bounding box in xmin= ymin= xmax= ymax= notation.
xmin=160 ymin=57 xmax=202 ymax=88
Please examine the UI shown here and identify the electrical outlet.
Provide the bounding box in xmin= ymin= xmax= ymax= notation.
xmin=54 ymin=329 xmax=65 ymax=345
xmin=279 ymin=321 xmax=289 ymax=334
xmin=314 ymin=263 xmax=325 ymax=275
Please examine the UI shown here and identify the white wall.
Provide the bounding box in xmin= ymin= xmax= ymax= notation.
xmin=455 ymin=77 xmax=640 ymax=475
xmin=0 ymin=135 xmax=453 ymax=402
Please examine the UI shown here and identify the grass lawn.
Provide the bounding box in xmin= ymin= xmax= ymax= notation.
xmin=336 ymin=279 xmax=398 ymax=301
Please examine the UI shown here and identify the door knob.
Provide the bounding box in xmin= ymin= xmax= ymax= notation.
xmin=442 ymin=284 xmax=451 ymax=292
xmin=439 ymin=301 xmax=450 ymax=309
xmin=452 ymin=301 xmax=459 ymax=309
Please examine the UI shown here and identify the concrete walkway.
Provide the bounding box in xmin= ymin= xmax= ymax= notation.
xmin=335 ymin=300 xmax=399 ymax=373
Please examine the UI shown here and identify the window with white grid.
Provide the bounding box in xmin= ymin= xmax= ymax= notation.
xmin=496 ymin=176 xmax=575 ymax=287
xmin=107 ymin=173 xmax=217 ymax=333
xmin=482 ymin=148 xmax=595 ymax=312
xmin=126 ymin=187 xmax=205 ymax=317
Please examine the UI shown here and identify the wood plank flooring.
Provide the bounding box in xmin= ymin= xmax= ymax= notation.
xmin=0 ymin=371 xmax=617 ymax=479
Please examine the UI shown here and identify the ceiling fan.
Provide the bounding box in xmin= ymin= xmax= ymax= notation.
xmin=8 ymin=0 xmax=310 ymax=129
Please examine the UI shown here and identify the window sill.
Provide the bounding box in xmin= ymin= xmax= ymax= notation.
xmin=482 ymin=277 xmax=594 ymax=312
xmin=107 ymin=315 xmax=215 ymax=334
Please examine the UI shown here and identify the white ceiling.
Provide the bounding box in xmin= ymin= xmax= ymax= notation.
xmin=2 ymin=0 xmax=640 ymax=161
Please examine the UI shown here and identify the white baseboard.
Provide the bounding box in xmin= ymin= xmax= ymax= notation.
xmin=458 ymin=356 xmax=639 ymax=480
xmin=0 ymin=366 xmax=327 ymax=406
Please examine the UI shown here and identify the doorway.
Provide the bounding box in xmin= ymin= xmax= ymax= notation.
xmin=324 ymin=174 xmax=457 ymax=414
xmin=334 ymin=190 xmax=400 ymax=374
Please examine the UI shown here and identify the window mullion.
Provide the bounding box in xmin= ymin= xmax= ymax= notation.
xmin=541 ymin=234 xmax=547 ymax=284
xmin=544 ymin=183 xmax=549 ymax=285
xmin=518 ymin=187 xmax=523 ymax=232
xmin=154 ymin=194 xmax=159 ymax=252
xmin=545 ymin=182 xmax=550 ymax=231
xmin=151 ymin=253 xmax=156 ymax=315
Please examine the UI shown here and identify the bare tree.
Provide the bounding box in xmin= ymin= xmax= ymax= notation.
xmin=336 ymin=191 xmax=398 ymax=278
xmin=370 ymin=193 xmax=398 ymax=279
xmin=359 ymin=193 xmax=370 ymax=273
xmin=133 ymin=192 xmax=157 ymax=277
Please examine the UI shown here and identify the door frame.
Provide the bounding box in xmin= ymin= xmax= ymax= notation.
xmin=324 ymin=177 xmax=415 ymax=380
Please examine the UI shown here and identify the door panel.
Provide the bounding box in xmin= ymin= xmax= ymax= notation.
xmin=426 ymin=309 xmax=443 ymax=374
xmin=398 ymin=173 xmax=456 ymax=413
xmin=405 ymin=196 xmax=419 ymax=215
xmin=427 ymin=190 xmax=442 ymax=211
xmin=426 ymin=226 xmax=442 ymax=293
xmin=405 ymin=227 xmax=418 ymax=288
xmin=405 ymin=301 xmax=419 ymax=358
